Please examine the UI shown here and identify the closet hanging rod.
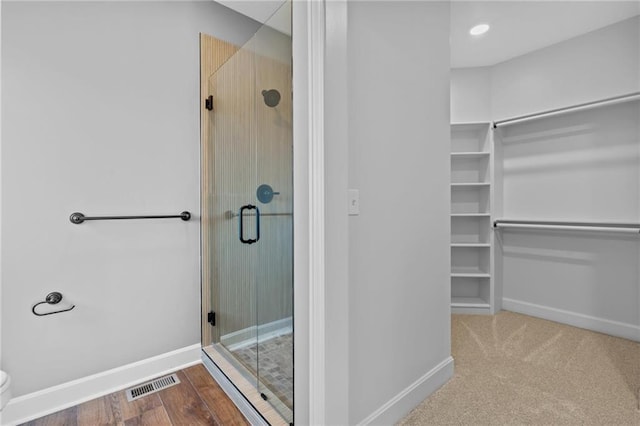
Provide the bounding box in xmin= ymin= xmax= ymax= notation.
xmin=492 ymin=91 xmax=640 ymax=129
xmin=494 ymin=219 xmax=640 ymax=234
xmin=70 ymin=211 xmax=191 ymax=224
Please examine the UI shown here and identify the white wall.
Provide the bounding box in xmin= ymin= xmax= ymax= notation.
xmin=492 ymin=16 xmax=640 ymax=120
xmin=499 ymin=104 xmax=639 ymax=223
xmin=347 ymin=2 xmax=452 ymax=423
xmin=1 ymin=1 xmax=259 ymax=397
xmin=450 ymin=67 xmax=491 ymax=123
xmin=324 ymin=0 xmax=350 ymax=424
xmin=497 ymin=102 xmax=640 ymax=339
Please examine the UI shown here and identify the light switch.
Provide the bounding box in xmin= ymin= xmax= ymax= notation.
xmin=348 ymin=189 xmax=359 ymax=215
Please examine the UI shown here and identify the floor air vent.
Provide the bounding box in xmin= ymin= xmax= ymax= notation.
xmin=125 ymin=373 xmax=180 ymax=401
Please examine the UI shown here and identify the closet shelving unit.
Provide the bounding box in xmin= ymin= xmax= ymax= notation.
xmin=450 ymin=122 xmax=497 ymax=314
xmin=450 ymin=92 xmax=640 ymax=317
xmin=491 ymin=91 xmax=640 ymax=231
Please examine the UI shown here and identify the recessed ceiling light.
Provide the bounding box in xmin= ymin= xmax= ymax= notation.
xmin=469 ymin=24 xmax=490 ymax=36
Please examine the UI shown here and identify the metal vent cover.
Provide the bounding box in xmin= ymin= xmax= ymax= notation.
xmin=125 ymin=373 xmax=180 ymax=402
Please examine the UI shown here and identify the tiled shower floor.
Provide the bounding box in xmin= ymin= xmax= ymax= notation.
xmin=232 ymin=333 xmax=293 ymax=410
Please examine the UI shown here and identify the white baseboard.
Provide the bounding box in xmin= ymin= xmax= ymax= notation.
xmin=451 ymin=306 xmax=492 ymax=315
xmin=221 ymin=317 xmax=292 ymax=352
xmin=0 ymin=343 xmax=201 ymax=426
xmin=503 ymin=298 xmax=640 ymax=342
xmin=357 ymin=356 xmax=454 ymax=426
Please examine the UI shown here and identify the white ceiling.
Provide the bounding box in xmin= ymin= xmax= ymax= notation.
xmin=217 ymin=1 xmax=639 ymax=68
xmin=451 ymin=1 xmax=640 ymax=68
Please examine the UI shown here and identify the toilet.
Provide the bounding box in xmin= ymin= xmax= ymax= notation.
xmin=0 ymin=371 xmax=11 ymax=410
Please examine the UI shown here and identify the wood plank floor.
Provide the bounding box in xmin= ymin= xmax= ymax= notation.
xmin=22 ymin=364 xmax=249 ymax=426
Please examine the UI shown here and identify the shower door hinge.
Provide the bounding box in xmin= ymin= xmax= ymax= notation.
xmin=205 ymin=95 xmax=213 ymax=111
xmin=207 ymin=311 xmax=216 ymax=326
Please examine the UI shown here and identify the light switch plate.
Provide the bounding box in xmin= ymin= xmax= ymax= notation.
xmin=348 ymin=189 xmax=359 ymax=215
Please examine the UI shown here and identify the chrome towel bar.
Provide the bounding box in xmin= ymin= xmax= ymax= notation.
xmin=70 ymin=211 xmax=191 ymax=224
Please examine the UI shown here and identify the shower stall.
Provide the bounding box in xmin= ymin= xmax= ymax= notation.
xmin=200 ymin=2 xmax=293 ymax=425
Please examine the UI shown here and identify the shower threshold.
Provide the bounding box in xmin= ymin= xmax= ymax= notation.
xmin=202 ymin=344 xmax=291 ymax=426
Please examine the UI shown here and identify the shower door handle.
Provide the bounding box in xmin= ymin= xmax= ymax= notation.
xmin=239 ymin=204 xmax=260 ymax=244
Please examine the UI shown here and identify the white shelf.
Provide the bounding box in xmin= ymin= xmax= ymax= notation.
xmin=451 ymin=182 xmax=490 ymax=187
xmin=451 ymin=297 xmax=491 ymax=308
xmin=451 ymin=267 xmax=491 ymax=277
xmin=451 ymin=273 xmax=491 ymax=279
xmin=451 ymin=122 xmax=491 ymax=127
xmin=452 ymin=265 xmax=490 ymax=275
xmin=451 ymin=152 xmax=490 ymax=158
xmin=451 ymin=239 xmax=490 ymax=245
xmin=450 ymin=121 xmax=494 ymax=315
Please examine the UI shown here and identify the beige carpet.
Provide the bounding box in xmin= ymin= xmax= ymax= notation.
xmin=399 ymin=311 xmax=640 ymax=425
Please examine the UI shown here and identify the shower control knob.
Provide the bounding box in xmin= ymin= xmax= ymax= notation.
xmin=257 ymin=184 xmax=280 ymax=204
xmin=261 ymin=89 xmax=281 ymax=107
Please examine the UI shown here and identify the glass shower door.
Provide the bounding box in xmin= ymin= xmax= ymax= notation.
xmin=204 ymin=2 xmax=292 ymax=423
xmin=254 ymin=2 xmax=293 ymax=417
xmin=207 ymin=43 xmax=260 ymax=396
